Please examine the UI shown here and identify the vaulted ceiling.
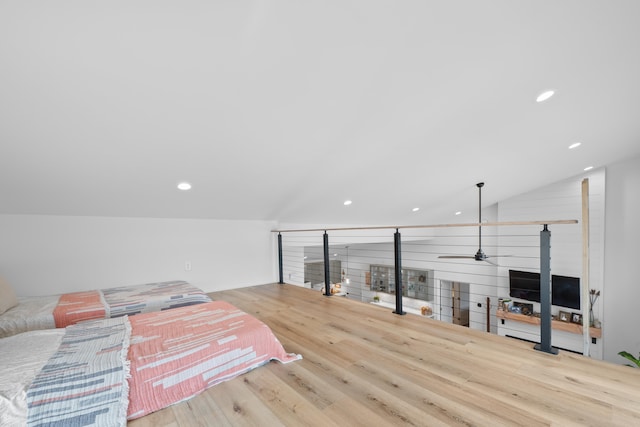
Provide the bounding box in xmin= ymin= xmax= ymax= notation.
xmin=2 ymin=1 xmax=639 ymax=225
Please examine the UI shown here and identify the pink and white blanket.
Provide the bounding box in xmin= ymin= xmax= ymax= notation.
xmin=52 ymin=280 xmax=211 ymax=328
xmin=27 ymin=301 xmax=301 ymax=424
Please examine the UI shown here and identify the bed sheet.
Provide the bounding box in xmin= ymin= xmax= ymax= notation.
xmin=0 ymin=296 xmax=58 ymax=338
xmin=0 ymin=329 xmax=65 ymax=426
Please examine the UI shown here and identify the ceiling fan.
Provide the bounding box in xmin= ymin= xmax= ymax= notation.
xmin=438 ymin=182 xmax=507 ymax=265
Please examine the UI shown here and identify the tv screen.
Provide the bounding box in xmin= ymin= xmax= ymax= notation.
xmin=552 ymin=275 xmax=580 ymax=310
xmin=509 ymin=270 xmax=540 ymax=303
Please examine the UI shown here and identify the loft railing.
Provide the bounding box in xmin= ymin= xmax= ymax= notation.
xmin=273 ymin=219 xmax=581 ymax=356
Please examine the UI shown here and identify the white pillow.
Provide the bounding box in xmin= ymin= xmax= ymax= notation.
xmin=0 ymin=276 xmax=19 ymax=315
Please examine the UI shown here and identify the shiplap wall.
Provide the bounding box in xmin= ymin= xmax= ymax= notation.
xmin=496 ymin=170 xmax=605 ymax=358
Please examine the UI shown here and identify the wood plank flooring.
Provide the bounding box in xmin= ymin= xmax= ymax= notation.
xmin=129 ymin=283 xmax=640 ymax=426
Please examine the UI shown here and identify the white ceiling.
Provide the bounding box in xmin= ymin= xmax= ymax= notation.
xmin=1 ymin=1 xmax=639 ymax=226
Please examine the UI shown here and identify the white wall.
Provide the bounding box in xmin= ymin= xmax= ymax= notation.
xmin=603 ymin=154 xmax=640 ymax=364
xmin=0 ymin=214 xmax=276 ymax=296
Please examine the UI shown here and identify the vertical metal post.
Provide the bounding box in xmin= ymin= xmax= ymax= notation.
xmin=277 ymin=233 xmax=284 ymax=284
xmin=535 ymin=225 xmax=558 ymax=355
xmin=393 ymin=229 xmax=405 ymax=315
xmin=323 ymin=231 xmax=331 ymax=297
xmin=486 ymin=297 xmax=491 ymax=333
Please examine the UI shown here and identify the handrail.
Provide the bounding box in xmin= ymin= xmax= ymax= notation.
xmin=272 ymin=219 xmax=578 ymax=233
xmin=276 ymin=218 xmax=580 ymax=354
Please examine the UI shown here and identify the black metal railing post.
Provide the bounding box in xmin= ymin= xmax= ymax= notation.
xmin=393 ymin=229 xmax=405 ymax=315
xmin=535 ymin=224 xmax=558 ymax=354
xmin=323 ymin=231 xmax=331 ymax=297
xmin=278 ymin=233 xmax=284 ymax=284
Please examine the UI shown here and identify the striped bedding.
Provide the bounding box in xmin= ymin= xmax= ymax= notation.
xmin=26 ymin=317 xmax=131 ymax=426
xmin=52 ymin=280 xmax=212 ymax=328
xmin=52 ymin=290 xmax=106 ymax=327
xmin=24 ymin=301 xmax=301 ymax=424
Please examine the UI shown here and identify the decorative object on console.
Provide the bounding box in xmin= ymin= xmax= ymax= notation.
xmin=512 ymin=302 xmax=533 ymax=316
xmin=571 ymin=313 xmax=582 ymax=324
xmin=558 ymin=311 xmax=571 ymax=322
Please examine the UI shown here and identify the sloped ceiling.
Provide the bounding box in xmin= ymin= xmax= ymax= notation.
xmin=1 ymin=1 xmax=639 ymax=225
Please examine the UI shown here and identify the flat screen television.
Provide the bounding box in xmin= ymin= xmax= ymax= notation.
xmin=551 ymin=274 xmax=580 ymax=310
xmin=509 ymin=270 xmax=540 ymax=303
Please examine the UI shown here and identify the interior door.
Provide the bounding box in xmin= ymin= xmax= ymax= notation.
xmin=452 ymin=282 xmax=470 ymax=327
xmin=439 ymin=280 xmax=453 ymax=323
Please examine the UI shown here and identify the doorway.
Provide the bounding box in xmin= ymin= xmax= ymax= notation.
xmin=440 ymin=281 xmax=470 ymax=327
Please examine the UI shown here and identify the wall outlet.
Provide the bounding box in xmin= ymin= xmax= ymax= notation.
xmin=185 ymin=261 xmax=192 ymax=271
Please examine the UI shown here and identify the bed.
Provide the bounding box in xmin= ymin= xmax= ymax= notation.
xmin=0 ymin=300 xmax=301 ymax=426
xmin=0 ymin=277 xmax=212 ymax=338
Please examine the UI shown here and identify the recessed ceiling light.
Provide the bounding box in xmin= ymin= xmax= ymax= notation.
xmin=536 ymin=90 xmax=555 ymax=103
xmin=412 ymin=207 xmax=420 ymax=212
xmin=177 ymin=182 xmax=192 ymax=191
xmin=303 ymin=256 xmax=307 ymax=259
xmin=333 ymin=253 xmax=338 ymax=257
xmin=455 ymin=211 xmax=462 ymax=216
xmin=569 ymin=142 xmax=581 ymax=149
xmin=343 ymin=200 xmax=352 ymax=206
xmin=584 ymin=166 xmax=594 ymax=171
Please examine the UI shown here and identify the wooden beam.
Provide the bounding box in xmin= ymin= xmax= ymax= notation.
xmin=582 ymin=178 xmax=591 ymax=356
xmin=273 ymin=219 xmax=578 ymax=233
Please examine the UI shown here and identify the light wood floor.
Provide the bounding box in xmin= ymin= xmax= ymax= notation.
xmin=129 ymin=283 xmax=640 ymax=426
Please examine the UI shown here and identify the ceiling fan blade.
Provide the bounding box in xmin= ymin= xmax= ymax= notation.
xmin=438 ymin=255 xmax=476 ymax=259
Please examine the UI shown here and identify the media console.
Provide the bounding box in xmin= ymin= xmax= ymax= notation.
xmin=496 ymin=309 xmax=601 ymax=354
